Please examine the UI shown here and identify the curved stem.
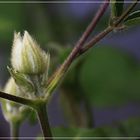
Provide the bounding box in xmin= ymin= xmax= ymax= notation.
xmin=35 ymin=103 xmax=53 ymax=140
xmin=10 ymin=121 xmax=20 ymax=140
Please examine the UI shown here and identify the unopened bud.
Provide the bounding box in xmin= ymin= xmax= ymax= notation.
xmin=11 ymin=31 xmax=50 ymax=75
xmin=2 ymin=78 xmax=29 ymax=122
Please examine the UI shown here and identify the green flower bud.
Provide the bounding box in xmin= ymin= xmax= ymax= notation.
xmin=2 ymin=78 xmax=29 ymax=122
xmin=11 ymin=31 xmax=50 ymax=75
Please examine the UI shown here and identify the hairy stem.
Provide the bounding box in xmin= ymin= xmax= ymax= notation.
xmin=10 ymin=121 xmax=20 ymax=140
xmin=35 ymin=103 xmax=53 ymax=140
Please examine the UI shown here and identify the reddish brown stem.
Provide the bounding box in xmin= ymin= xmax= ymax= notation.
xmin=47 ymin=0 xmax=110 ymax=85
xmin=79 ymin=26 xmax=113 ymax=55
xmin=60 ymin=0 xmax=110 ymax=71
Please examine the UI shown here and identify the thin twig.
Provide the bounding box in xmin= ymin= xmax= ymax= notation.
xmin=58 ymin=0 xmax=110 ymax=71
xmin=0 ymin=91 xmax=33 ymax=106
xmin=78 ymin=26 xmax=113 ymax=55
xmin=79 ymin=0 xmax=139 ymax=55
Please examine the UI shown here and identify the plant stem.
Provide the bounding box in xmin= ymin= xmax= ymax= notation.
xmin=35 ymin=103 xmax=53 ymax=140
xmin=10 ymin=121 xmax=20 ymax=140
xmin=46 ymin=0 xmax=110 ymax=94
xmin=57 ymin=0 xmax=110 ymax=72
xmin=0 ymin=91 xmax=33 ymax=106
xmin=79 ymin=26 xmax=113 ymax=55
xmin=79 ymin=0 xmax=139 ymax=55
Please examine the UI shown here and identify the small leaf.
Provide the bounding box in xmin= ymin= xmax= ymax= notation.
xmin=7 ymin=67 xmax=34 ymax=93
xmin=111 ymin=0 xmax=124 ymax=18
xmin=124 ymin=10 xmax=140 ymax=26
xmin=124 ymin=10 xmax=140 ymax=21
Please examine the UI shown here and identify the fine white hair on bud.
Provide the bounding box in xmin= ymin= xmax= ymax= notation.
xmin=11 ymin=31 xmax=50 ymax=75
xmin=12 ymin=32 xmax=23 ymax=73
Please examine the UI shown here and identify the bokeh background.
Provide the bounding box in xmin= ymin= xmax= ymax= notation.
xmin=0 ymin=0 xmax=140 ymax=139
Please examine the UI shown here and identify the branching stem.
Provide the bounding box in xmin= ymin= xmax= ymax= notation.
xmin=46 ymin=0 xmax=139 ymax=96
xmin=78 ymin=26 xmax=113 ymax=55
xmin=61 ymin=0 xmax=110 ymax=70
xmin=46 ymin=0 xmax=110 ymax=94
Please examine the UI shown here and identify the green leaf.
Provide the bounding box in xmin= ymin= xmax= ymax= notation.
xmin=37 ymin=127 xmax=121 ymax=140
xmin=61 ymin=46 xmax=140 ymax=107
xmin=51 ymin=127 xmax=122 ymax=139
xmin=79 ymin=46 xmax=140 ymax=106
xmin=124 ymin=10 xmax=140 ymax=26
xmin=7 ymin=67 xmax=34 ymax=93
xmin=37 ymin=117 xmax=140 ymax=140
xmin=111 ymin=0 xmax=124 ymax=18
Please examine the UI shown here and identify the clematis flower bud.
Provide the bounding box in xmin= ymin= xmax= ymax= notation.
xmin=2 ymin=78 xmax=29 ymax=122
xmin=11 ymin=31 xmax=50 ymax=75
